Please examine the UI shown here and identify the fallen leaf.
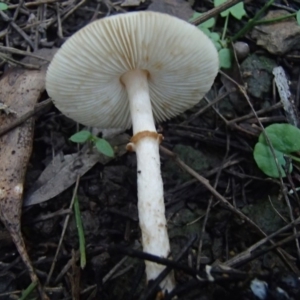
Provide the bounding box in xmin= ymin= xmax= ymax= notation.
xmin=147 ymin=0 xmax=193 ymax=21
xmin=251 ymin=10 xmax=300 ymax=55
xmin=24 ymin=134 xmax=129 ymax=206
xmin=0 ymin=48 xmax=57 ymax=300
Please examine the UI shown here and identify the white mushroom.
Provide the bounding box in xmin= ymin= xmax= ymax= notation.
xmin=46 ymin=11 xmax=219 ymax=293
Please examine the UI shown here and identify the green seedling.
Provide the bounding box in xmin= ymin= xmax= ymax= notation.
xmin=189 ymin=11 xmax=232 ymax=69
xmin=192 ymin=0 xmax=300 ymax=68
xmin=231 ymin=0 xmax=274 ymax=41
xmin=74 ymin=195 xmax=86 ymax=269
xmin=19 ymin=281 xmax=37 ymax=300
xmin=253 ymin=124 xmax=300 ymax=178
xmin=214 ymin=0 xmax=246 ymax=68
xmin=215 ymin=0 xmax=246 ymax=20
xmin=0 ymin=2 xmax=8 ymax=10
xmin=69 ymin=130 xmax=114 ymax=157
xmin=190 ymin=1 xmax=246 ymax=69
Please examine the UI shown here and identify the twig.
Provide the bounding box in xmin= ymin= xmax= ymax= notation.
xmin=271 ymin=3 xmax=297 ymax=13
xmin=45 ymin=176 xmax=80 ymax=285
xmin=61 ymin=0 xmax=87 ymax=23
xmin=227 ymin=102 xmax=282 ymax=125
xmin=12 ymin=0 xmax=24 ymax=21
xmin=190 ymin=0 xmax=243 ymax=26
xmin=56 ymin=2 xmax=63 ymax=38
xmin=142 ymin=235 xmax=197 ymax=300
xmin=0 ymin=11 xmax=35 ymax=49
xmin=54 ymin=251 xmax=80 ymax=284
xmin=103 ymin=256 xmax=128 ymax=283
xmin=23 ymin=209 xmax=72 ymax=225
xmin=197 ymin=131 xmax=231 ymax=270
xmin=225 ymin=217 xmax=300 ymax=267
xmin=219 ymin=70 xmax=300 ymax=274
xmin=161 ymin=146 xmax=261 ymax=230
xmin=108 ymin=245 xmax=197 ymax=276
xmin=203 ymin=95 xmax=229 ymax=124
xmin=0 ymin=52 xmax=40 ymax=69
xmin=160 ymin=145 xmax=299 ymax=274
xmin=0 ymin=46 xmax=51 ymax=61
xmin=8 ymin=0 xmax=58 ymax=9
xmin=35 ymin=5 xmax=42 ymax=50
xmin=268 ymin=196 xmax=288 ymax=223
xmin=182 ymin=89 xmax=235 ymax=125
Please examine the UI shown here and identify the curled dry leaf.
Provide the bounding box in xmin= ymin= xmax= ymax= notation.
xmin=251 ymin=10 xmax=300 ymax=55
xmin=24 ymin=133 xmax=129 ymax=207
xmin=0 ymin=48 xmax=57 ymax=299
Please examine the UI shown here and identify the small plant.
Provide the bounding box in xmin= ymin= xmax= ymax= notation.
xmin=297 ymin=10 xmax=300 ymax=25
xmin=74 ymin=195 xmax=86 ymax=269
xmin=69 ymin=130 xmax=114 ymax=157
xmin=215 ymin=0 xmax=246 ymax=20
xmin=190 ymin=1 xmax=246 ymax=69
xmin=0 ymin=2 xmax=8 ymax=10
xmin=253 ymin=124 xmax=300 ymax=178
xmin=215 ymin=0 xmax=246 ymax=68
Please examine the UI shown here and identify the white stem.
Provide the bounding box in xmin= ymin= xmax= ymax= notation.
xmin=121 ymin=70 xmax=175 ymax=292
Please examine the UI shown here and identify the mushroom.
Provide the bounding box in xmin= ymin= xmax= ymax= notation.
xmin=46 ymin=11 xmax=219 ymax=293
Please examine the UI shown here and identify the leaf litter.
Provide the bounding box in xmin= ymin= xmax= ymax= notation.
xmin=24 ymin=133 xmax=129 ymax=206
xmin=1 ymin=0 xmax=300 ymax=299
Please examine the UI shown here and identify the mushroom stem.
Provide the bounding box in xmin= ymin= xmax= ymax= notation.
xmin=121 ymin=69 xmax=155 ymax=135
xmin=121 ymin=69 xmax=175 ymax=292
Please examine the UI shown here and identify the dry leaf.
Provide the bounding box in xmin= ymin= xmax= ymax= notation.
xmin=251 ymin=10 xmax=300 ymax=55
xmin=0 ymin=48 xmax=57 ymax=299
xmin=24 ymin=134 xmax=129 ymax=207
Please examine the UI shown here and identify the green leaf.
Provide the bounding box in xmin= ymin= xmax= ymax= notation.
xmin=200 ymin=18 xmax=215 ymax=29
xmin=189 ymin=11 xmax=200 ymax=22
xmin=296 ymin=10 xmax=300 ymax=26
xmin=69 ymin=130 xmax=92 ymax=143
xmin=214 ymin=0 xmax=230 ymax=17
xmin=228 ymin=2 xmax=246 ymax=20
xmin=209 ymin=32 xmax=220 ymax=42
xmin=253 ymin=124 xmax=300 ymax=178
xmin=19 ymin=281 xmax=38 ymax=300
xmin=213 ymin=40 xmax=222 ymax=51
xmin=199 ymin=27 xmax=211 ymax=36
xmin=0 ymin=2 xmax=8 ymax=10
xmin=258 ymin=124 xmax=300 ymax=153
xmin=74 ymin=195 xmax=86 ymax=269
xmin=190 ymin=11 xmax=215 ymax=29
xmin=95 ymin=138 xmax=114 ymax=157
xmin=253 ymin=143 xmax=291 ymax=178
xmin=214 ymin=0 xmax=246 ymax=20
xmin=218 ymin=48 xmax=232 ymax=69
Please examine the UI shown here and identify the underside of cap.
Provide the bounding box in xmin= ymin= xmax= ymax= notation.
xmin=46 ymin=11 xmax=219 ymax=129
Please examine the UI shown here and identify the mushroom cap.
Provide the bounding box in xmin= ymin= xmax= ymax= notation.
xmin=46 ymin=11 xmax=219 ymax=129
